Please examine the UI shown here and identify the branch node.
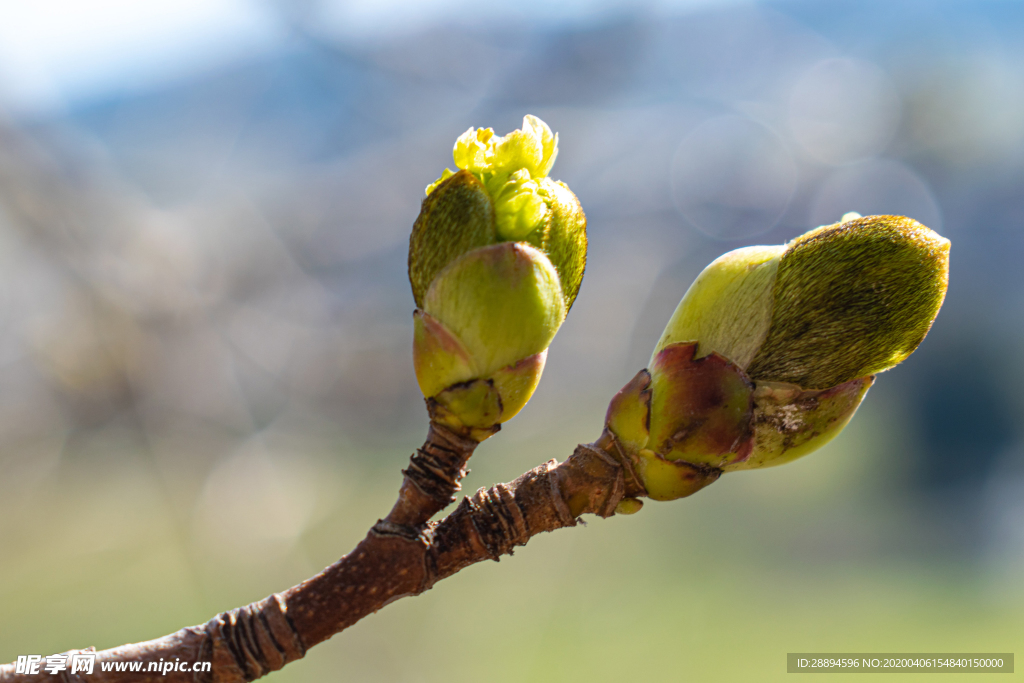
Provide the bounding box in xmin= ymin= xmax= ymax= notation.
xmin=387 ymin=421 xmax=480 ymax=527
xmin=542 ymin=459 xmax=575 ymax=526
xmin=466 ymin=482 xmax=529 ymax=559
xmin=372 ymin=519 xmax=433 ymax=546
xmin=600 ymin=430 xmax=647 ymax=498
xmin=406 ymin=422 xmax=477 ymax=500
xmin=563 ymin=444 xmax=627 ymax=518
xmin=202 ymin=594 xmax=305 ymax=682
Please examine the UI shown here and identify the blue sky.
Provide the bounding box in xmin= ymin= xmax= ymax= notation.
xmin=0 ymin=0 xmax=280 ymax=113
xmin=0 ymin=0 xmax=738 ymax=115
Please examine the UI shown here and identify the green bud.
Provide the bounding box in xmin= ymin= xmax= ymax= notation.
xmin=656 ymin=215 xmax=949 ymax=386
xmin=605 ymin=215 xmax=949 ymax=496
xmin=409 ymin=116 xmax=587 ymax=437
xmin=614 ymin=497 xmax=645 ymax=515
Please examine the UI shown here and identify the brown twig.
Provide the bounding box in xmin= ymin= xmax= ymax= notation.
xmin=0 ymin=431 xmax=654 ymax=683
xmin=385 ymin=421 xmax=480 ymax=528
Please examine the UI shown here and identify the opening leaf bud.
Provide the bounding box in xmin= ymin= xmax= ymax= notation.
xmin=409 ymin=116 xmax=586 ymax=437
xmin=414 ymin=115 xmax=586 ymax=310
xmin=492 ymin=169 xmax=549 ymax=240
xmin=451 ymin=114 xmax=558 ymax=180
xmin=606 ymin=214 xmax=949 ymax=498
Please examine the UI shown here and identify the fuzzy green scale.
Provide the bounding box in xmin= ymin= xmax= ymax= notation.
xmin=526 ymin=179 xmax=587 ymax=308
xmin=409 ymin=170 xmax=496 ymax=308
xmin=747 ymin=215 xmax=950 ymax=389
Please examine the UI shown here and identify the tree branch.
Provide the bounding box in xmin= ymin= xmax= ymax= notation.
xmin=385 ymin=421 xmax=480 ymax=528
xmin=0 ymin=430 xmax=662 ymax=683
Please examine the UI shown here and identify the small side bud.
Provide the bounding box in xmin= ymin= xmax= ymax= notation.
xmin=614 ymin=497 xmax=644 ymax=515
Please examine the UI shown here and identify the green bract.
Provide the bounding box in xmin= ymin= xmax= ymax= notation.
xmin=409 ymin=116 xmax=587 ymax=439
xmin=606 ymin=215 xmax=950 ymax=501
xmin=419 ymin=242 xmax=564 ymax=391
xmin=655 ymin=245 xmax=784 ymax=369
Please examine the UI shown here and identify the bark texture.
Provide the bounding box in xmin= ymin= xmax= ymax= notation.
xmin=0 ymin=431 xmax=646 ymax=683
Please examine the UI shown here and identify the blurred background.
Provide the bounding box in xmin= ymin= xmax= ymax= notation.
xmin=0 ymin=0 xmax=1021 ymax=680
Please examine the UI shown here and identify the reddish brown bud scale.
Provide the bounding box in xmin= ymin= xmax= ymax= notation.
xmin=648 ymin=342 xmax=755 ymax=469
